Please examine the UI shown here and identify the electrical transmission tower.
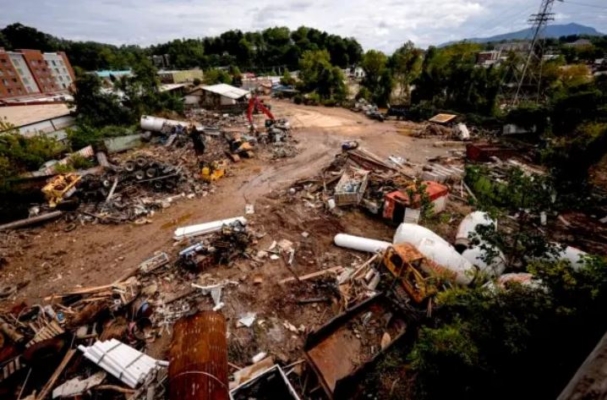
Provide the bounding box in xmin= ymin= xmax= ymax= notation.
xmin=512 ymin=0 xmax=562 ymax=105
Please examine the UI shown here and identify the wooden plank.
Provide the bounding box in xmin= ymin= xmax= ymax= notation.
xmin=279 ymin=267 xmax=344 ymax=284
xmin=36 ymin=349 xmax=76 ymax=400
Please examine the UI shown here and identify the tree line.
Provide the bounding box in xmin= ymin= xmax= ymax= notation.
xmin=0 ymin=23 xmax=363 ymax=73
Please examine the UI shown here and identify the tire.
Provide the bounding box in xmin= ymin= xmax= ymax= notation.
xmin=125 ymin=161 xmax=136 ymax=172
xmin=135 ymin=157 xmax=148 ymax=168
xmin=135 ymin=170 xmax=145 ymax=180
xmin=146 ymin=168 xmax=158 ymax=178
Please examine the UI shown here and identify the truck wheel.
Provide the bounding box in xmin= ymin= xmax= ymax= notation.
xmin=124 ymin=161 xmax=136 ymax=172
xmin=146 ymin=168 xmax=157 ymax=178
xmin=136 ymin=157 xmax=148 ymax=168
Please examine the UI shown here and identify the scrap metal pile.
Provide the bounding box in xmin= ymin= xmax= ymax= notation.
xmin=0 ymin=217 xmax=262 ymax=399
xmin=74 ymin=155 xmax=203 ymax=224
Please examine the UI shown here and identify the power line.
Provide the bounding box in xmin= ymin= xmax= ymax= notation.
xmin=513 ymin=0 xmax=557 ymax=105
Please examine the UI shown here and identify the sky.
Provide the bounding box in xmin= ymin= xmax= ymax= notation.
xmin=0 ymin=0 xmax=605 ymax=52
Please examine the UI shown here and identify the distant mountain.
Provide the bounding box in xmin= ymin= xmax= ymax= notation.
xmin=441 ymin=23 xmax=604 ymax=46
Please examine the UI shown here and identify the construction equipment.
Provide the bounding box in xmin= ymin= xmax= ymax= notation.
xmin=246 ymin=96 xmax=275 ymax=131
xmin=201 ymin=160 xmax=228 ymax=183
xmin=42 ymin=173 xmax=82 ymax=207
xmin=380 ymin=243 xmax=438 ymax=304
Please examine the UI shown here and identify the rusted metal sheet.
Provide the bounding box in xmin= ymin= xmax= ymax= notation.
xmin=428 ymin=113 xmax=457 ymax=124
xmin=466 ymin=142 xmax=516 ymax=162
xmin=169 ymin=311 xmax=229 ymax=400
xmin=304 ymin=295 xmax=407 ymax=399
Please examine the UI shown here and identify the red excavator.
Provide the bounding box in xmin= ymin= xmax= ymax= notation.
xmin=246 ymin=96 xmax=276 ymax=131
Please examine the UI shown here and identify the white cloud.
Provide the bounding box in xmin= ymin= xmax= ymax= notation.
xmin=0 ymin=0 xmax=604 ymax=51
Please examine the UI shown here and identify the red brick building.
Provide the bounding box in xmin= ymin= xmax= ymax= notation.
xmin=0 ymin=48 xmax=28 ymax=98
xmin=18 ymin=49 xmax=60 ymax=93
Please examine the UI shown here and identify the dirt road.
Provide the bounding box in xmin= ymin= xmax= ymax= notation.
xmin=0 ymin=102 xmax=453 ymax=304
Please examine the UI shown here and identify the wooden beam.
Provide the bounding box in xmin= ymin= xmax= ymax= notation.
xmin=36 ymin=349 xmax=76 ymax=400
xmin=279 ymin=267 xmax=344 ymax=284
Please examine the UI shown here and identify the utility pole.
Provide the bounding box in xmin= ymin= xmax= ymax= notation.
xmin=512 ymin=0 xmax=562 ymax=105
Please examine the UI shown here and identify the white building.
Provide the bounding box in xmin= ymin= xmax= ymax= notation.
xmin=43 ymin=53 xmax=73 ymax=90
xmin=7 ymin=53 xmax=39 ymax=94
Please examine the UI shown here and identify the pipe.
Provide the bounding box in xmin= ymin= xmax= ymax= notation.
xmin=333 ymin=234 xmax=391 ymax=253
xmin=173 ymin=217 xmax=247 ymax=240
xmin=140 ymin=115 xmax=190 ymax=133
xmin=455 ymin=211 xmax=495 ymax=252
xmin=0 ymin=211 xmax=64 ymax=232
xmin=462 ymin=246 xmax=506 ymax=278
xmin=394 ymin=223 xmax=477 ymax=286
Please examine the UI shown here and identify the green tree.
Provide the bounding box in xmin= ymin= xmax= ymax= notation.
xmin=280 ymin=69 xmax=296 ymax=86
xmin=361 ymin=50 xmax=390 ymax=105
xmin=299 ymin=50 xmax=346 ymax=101
xmin=389 ymin=41 xmax=423 ymax=103
xmin=71 ymin=73 xmax=131 ymax=127
xmin=203 ymin=69 xmax=233 ymax=85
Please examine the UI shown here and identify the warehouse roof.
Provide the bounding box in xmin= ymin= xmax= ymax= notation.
xmin=201 ymin=84 xmax=250 ymax=100
xmin=0 ymin=104 xmax=72 ymax=128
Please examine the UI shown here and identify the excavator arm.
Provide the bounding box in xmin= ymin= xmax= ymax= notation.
xmin=246 ymin=96 xmax=275 ymax=127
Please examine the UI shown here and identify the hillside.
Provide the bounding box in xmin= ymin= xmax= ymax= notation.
xmin=442 ymin=23 xmax=604 ymax=46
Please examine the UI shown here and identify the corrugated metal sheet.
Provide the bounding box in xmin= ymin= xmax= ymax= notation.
xmin=202 ymin=84 xmax=250 ymax=100
xmin=169 ymin=311 xmax=229 ymax=400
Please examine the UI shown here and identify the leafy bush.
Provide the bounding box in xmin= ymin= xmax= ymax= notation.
xmin=68 ymin=124 xmax=136 ymax=149
xmin=322 ymin=98 xmax=338 ymax=107
xmin=293 ymin=95 xmax=303 ymax=105
xmin=70 ymin=154 xmax=94 ymax=170
xmin=356 ymin=87 xmax=372 ymax=101
xmin=409 ymin=256 xmax=607 ymax=400
xmin=0 ymin=133 xmax=65 ymax=172
xmin=305 ymin=92 xmax=321 ymax=106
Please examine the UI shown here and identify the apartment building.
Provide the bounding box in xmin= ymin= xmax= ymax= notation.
xmin=8 ymin=52 xmax=39 ymax=94
xmin=43 ymin=52 xmax=75 ymax=90
xmin=0 ymin=49 xmax=28 ymax=98
xmin=19 ymin=49 xmax=60 ymax=93
xmin=0 ymin=48 xmax=76 ymax=99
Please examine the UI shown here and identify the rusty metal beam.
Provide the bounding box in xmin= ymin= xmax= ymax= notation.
xmin=169 ymin=311 xmax=229 ymax=400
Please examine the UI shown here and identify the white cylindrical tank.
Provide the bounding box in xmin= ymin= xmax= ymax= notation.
xmin=334 ymin=234 xmax=391 ymax=253
xmin=462 ymin=246 xmax=506 ymax=278
xmin=394 ymin=223 xmax=477 ymax=286
xmin=455 ymin=211 xmax=495 ymax=251
xmin=140 ymin=115 xmax=190 ymax=133
xmin=542 ymin=245 xmax=588 ymax=270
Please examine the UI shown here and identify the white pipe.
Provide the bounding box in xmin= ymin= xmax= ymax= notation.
xmin=394 ymin=223 xmax=477 ymax=286
xmin=174 ymin=217 xmax=247 ymax=240
xmin=140 ymin=115 xmax=190 ymax=132
xmin=455 ymin=211 xmax=495 ymax=251
xmin=334 ymin=234 xmax=391 ymax=253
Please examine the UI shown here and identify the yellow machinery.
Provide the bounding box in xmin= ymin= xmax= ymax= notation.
xmin=381 ymin=243 xmax=438 ymax=304
xmin=201 ymin=160 xmax=228 ymax=183
xmin=42 ymin=173 xmax=82 ymax=208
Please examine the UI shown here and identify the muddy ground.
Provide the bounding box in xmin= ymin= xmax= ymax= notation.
xmin=0 ymin=101 xmax=476 ymax=398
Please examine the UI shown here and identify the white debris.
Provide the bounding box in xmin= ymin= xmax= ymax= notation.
xmin=77 ymin=340 xmax=168 ymax=389
xmin=238 ymin=313 xmax=257 ymax=328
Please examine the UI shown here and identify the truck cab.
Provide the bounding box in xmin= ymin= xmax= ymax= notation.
xmin=381 ymin=244 xmax=438 ymax=304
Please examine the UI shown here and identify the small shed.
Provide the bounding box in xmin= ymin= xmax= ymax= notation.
xmin=191 ymin=84 xmax=250 ymax=108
